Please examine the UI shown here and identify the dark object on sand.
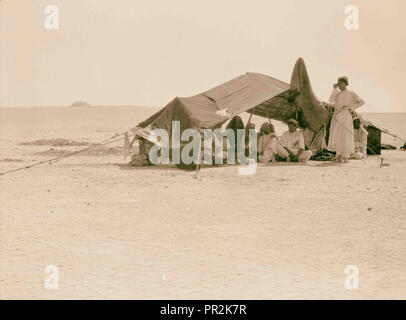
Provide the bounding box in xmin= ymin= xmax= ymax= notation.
xmin=381 ymin=144 xmax=397 ymax=150
xmin=401 ymin=143 xmax=406 ymax=151
xmin=36 ymin=146 xmax=122 ymax=157
xmin=366 ymin=125 xmax=381 ymax=155
xmin=310 ymin=149 xmax=336 ymax=161
xmin=21 ymin=138 xmax=89 ymax=147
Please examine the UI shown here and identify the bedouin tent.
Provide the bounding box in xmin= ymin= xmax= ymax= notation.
xmin=138 ymin=58 xmax=329 ymax=132
xmin=135 ymin=58 xmax=330 ymax=165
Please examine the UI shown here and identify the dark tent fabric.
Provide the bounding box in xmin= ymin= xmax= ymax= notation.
xmin=138 ymin=73 xmax=289 ymax=134
xmin=204 ymin=72 xmax=290 ymax=115
xmin=137 ymin=58 xmax=328 ymax=135
xmin=138 ymin=95 xmax=226 ymax=136
xmin=289 ymin=58 xmax=329 ymax=131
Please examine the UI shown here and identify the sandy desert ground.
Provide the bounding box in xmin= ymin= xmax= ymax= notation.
xmin=0 ymin=106 xmax=405 ymax=299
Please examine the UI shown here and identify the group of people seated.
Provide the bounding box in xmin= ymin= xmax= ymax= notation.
xmin=257 ymin=119 xmax=313 ymax=163
xmin=245 ymin=115 xmax=368 ymax=164
xmin=130 ymin=114 xmax=369 ymax=166
xmin=224 ymin=115 xmax=313 ymax=163
xmin=256 ymin=116 xmax=368 ymax=163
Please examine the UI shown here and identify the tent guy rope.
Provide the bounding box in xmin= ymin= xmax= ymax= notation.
xmin=0 ymin=131 xmax=134 ymax=176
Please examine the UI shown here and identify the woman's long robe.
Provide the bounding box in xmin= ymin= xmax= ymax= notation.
xmin=328 ymin=89 xmax=365 ymax=158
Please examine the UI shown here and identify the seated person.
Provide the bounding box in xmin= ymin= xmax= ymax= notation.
xmin=257 ymin=122 xmax=289 ymax=163
xmin=279 ymin=119 xmax=313 ymax=162
xmin=129 ymin=136 xmax=153 ymax=166
xmin=226 ymin=115 xmax=245 ymax=156
xmin=351 ymin=118 xmax=368 ymax=159
xmin=245 ymin=123 xmax=256 ymax=156
xmin=303 ymin=125 xmax=327 ymax=155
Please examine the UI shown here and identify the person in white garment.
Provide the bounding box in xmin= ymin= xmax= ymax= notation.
xmin=256 ymin=123 xmax=289 ymax=163
xmin=280 ymin=119 xmax=313 ymax=162
xmin=351 ymin=118 xmax=368 ymax=159
xmin=328 ymin=76 xmax=365 ymax=163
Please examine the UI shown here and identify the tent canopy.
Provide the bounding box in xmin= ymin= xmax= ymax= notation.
xmin=138 ymin=58 xmax=329 ymax=135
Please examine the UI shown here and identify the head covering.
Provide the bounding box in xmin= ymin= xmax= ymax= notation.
xmin=259 ymin=122 xmax=274 ymax=136
xmin=287 ymin=119 xmax=299 ymax=127
xmin=246 ymin=123 xmax=255 ymax=130
xmin=338 ymin=76 xmax=349 ymax=86
xmin=226 ymin=115 xmax=244 ymax=131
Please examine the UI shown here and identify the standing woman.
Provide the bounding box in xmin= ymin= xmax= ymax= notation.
xmin=328 ymin=76 xmax=365 ymax=162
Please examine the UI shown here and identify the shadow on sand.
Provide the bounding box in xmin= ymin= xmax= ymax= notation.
xmin=115 ymin=160 xmax=343 ymax=171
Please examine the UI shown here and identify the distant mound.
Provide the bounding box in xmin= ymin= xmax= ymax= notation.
xmin=70 ymin=101 xmax=91 ymax=107
xmin=21 ymin=138 xmax=89 ymax=147
xmin=35 ymin=146 xmax=123 ymax=157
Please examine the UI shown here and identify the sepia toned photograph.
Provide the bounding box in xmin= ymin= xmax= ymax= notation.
xmin=1 ymin=0 xmax=405 ymax=304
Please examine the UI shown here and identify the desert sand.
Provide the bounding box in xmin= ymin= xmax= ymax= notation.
xmin=0 ymin=106 xmax=405 ymax=299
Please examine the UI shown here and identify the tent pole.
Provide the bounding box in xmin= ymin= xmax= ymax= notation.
xmin=265 ymin=108 xmax=272 ymax=125
xmin=247 ymin=108 xmax=254 ymax=127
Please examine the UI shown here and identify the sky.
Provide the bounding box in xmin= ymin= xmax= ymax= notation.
xmin=1 ymin=0 xmax=405 ymax=112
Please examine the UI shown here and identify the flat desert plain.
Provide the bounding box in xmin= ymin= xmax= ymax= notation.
xmin=0 ymin=106 xmax=405 ymax=299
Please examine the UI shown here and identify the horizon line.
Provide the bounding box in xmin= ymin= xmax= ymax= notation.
xmin=0 ymin=105 xmax=404 ymax=114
